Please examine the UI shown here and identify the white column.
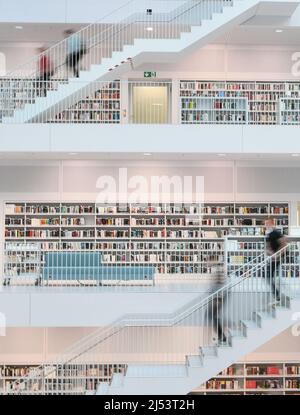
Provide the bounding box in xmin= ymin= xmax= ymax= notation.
xmin=120 ymin=79 xmax=129 ymax=124
xmin=172 ymin=79 xmax=180 ymax=125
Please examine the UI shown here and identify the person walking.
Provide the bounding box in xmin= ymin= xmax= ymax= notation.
xmin=209 ymin=266 xmax=228 ymax=345
xmin=36 ymin=47 xmax=54 ymax=97
xmin=264 ymin=218 xmax=287 ymax=305
xmin=64 ymin=29 xmax=87 ymax=78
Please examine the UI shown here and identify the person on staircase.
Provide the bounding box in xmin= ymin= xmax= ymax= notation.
xmin=209 ymin=265 xmax=228 ymax=345
xmin=264 ymin=218 xmax=287 ymax=305
xmin=36 ymin=47 xmax=54 ymax=97
xmin=64 ymin=29 xmax=87 ymax=78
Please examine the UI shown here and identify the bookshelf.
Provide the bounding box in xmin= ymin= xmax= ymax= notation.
xmin=0 ymin=78 xmax=67 ymax=121
xmin=2 ymin=361 xmax=300 ymax=395
xmin=192 ymin=362 xmax=300 ymax=395
xmin=48 ymin=81 xmax=121 ymax=123
xmin=4 ymin=202 xmax=289 ymax=284
xmin=226 ymin=235 xmax=300 ymax=278
xmin=0 ymin=364 xmax=40 ymax=394
xmin=280 ymin=97 xmax=300 ymax=125
xmin=180 ymin=80 xmax=300 ymax=125
xmin=4 ymin=242 xmax=42 ymax=286
xmin=0 ymin=363 xmax=126 ymax=395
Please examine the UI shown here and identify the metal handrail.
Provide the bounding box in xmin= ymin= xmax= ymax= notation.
xmin=9 ymin=244 xmax=288 ymax=392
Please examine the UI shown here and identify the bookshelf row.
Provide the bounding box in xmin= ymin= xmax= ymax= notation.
xmin=48 ymin=81 xmax=121 ymax=123
xmin=3 ymin=201 xmax=291 ymax=282
xmin=2 ymin=78 xmax=300 ymax=125
xmin=6 ymin=202 xmax=289 ymax=215
xmin=193 ymin=362 xmax=300 ymax=395
xmin=5 ymin=202 xmax=289 ymax=244
xmin=0 ymin=363 xmax=126 ymax=395
xmin=180 ymin=80 xmax=300 ymax=125
xmin=1 ymin=361 xmax=300 ymax=395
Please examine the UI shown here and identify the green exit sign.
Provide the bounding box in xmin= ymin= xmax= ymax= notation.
xmin=144 ymin=71 xmax=157 ymax=78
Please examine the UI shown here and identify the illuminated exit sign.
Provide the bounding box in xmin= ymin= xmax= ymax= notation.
xmin=144 ymin=71 xmax=157 ymax=78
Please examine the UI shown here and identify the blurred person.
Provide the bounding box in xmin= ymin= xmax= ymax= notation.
xmin=36 ymin=46 xmax=54 ymax=97
xmin=264 ymin=218 xmax=287 ymax=305
xmin=208 ymin=265 xmax=228 ymax=345
xmin=64 ymin=29 xmax=87 ymax=78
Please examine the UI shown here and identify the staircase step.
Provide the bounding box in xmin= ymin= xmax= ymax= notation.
xmin=201 ymin=346 xmax=218 ymax=358
xmin=241 ymin=319 xmax=259 ymax=330
xmin=228 ymin=328 xmax=245 ymax=338
xmin=187 ymin=355 xmax=203 ymax=368
xmin=254 ymin=311 xmax=275 ymax=321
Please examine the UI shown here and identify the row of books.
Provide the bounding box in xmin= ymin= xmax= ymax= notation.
xmin=286 ymin=366 xmax=300 ymax=375
xmin=286 ymin=380 xmax=300 ymax=389
xmin=182 ymin=112 xmax=246 ymax=123
xmin=6 ymin=219 xmax=288 ymax=228
xmin=181 ymin=99 xmax=246 ymax=110
xmin=102 ymin=254 xmax=162 ymax=263
xmin=96 ymin=218 xmax=130 ymax=226
xmin=218 ymin=367 xmax=243 ymax=376
xmin=179 ymin=81 xmax=300 ymax=92
xmin=282 ymin=115 xmax=300 ymax=123
xmin=0 ymin=366 xmax=37 ymax=377
xmin=6 ymin=204 xmax=289 ymax=215
xmin=246 ymin=366 xmax=281 ymax=375
xmin=68 ymin=101 xmax=120 ymax=110
xmin=248 ymin=114 xmax=277 ymax=123
xmin=10 ymin=228 xmax=290 ymax=239
xmin=4 ymin=241 xmax=225 ymax=251
xmin=226 ymin=241 xmax=265 ymax=251
xmin=280 ymin=102 xmax=300 ymax=111
xmin=26 ymin=218 xmax=60 ymax=226
xmin=246 ymin=380 xmax=281 ymax=389
xmin=249 ymin=103 xmax=278 ymax=111
xmin=54 ymin=111 xmax=121 ymax=122
xmin=206 ymin=380 xmax=240 ymax=390
xmin=180 ymin=90 xmax=287 ymax=100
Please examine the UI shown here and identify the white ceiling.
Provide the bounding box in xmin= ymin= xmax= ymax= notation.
xmin=214 ymin=25 xmax=300 ymax=46
xmin=0 ymin=23 xmax=85 ymax=46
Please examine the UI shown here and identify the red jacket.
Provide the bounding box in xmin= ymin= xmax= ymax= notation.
xmin=38 ymin=55 xmax=53 ymax=74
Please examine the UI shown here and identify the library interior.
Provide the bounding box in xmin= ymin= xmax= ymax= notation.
xmin=0 ymin=0 xmax=300 ymax=397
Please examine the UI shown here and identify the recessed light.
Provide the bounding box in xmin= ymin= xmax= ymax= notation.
xmin=291 ymin=154 xmax=299 ymax=157
xmin=69 ymin=152 xmax=78 ymax=156
xmin=15 ymin=25 xmax=23 ymax=30
xmin=143 ymin=153 xmax=152 ymax=156
xmin=217 ymin=153 xmax=226 ymax=157
xmin=146 ymin=27 xmax=154 ymax=32
xmin=275 ymin=29 xmax=283 ymax=33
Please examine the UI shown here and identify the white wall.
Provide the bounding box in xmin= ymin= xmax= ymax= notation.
xmin=0 ymin=158 xmax=299 ymax=245
xmin=2 ymin=124 xmax=300 ymax=156
xmin=1 ymin=43 xmax=300 ymax=78
xmin=0 ymin=289 xmax=200 ymax=328
xmin=0 ymin=326 xmax=299 ymax=364
xmin=125 ymin=44 xmax=300 ymax=81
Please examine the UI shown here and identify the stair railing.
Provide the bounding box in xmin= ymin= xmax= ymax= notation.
xmin=8 ymin=243 xmax=300 ymax=394
xmin=0 ymin=0 xmax=232 ymax=121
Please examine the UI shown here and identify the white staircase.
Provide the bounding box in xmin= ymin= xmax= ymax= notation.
xmin=100 ymin=300 xmax=300 ymax=395
xmin=7 ymin=244 xmax=300 ymax=395
xmin=2 ymin=0 xmax=299 ymax=124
